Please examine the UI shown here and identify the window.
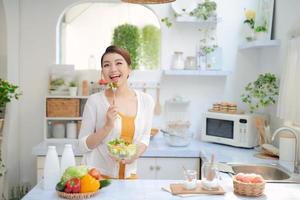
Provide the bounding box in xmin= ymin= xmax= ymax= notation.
xmin=57 ymin=2 xmax=161 ymax=70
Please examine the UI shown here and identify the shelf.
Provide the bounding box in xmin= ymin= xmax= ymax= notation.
xmin=46 ymin=95 xmax=88 ymax=99
xmin=239 ymin=40 xmax=280 ymax=50
xmin=46 ymin=117 xmax=82 ymax=120
xmin=163 ymin=69 xmax=230 ymax=76
xmin=45 ymin=138 xmax=78 ymax=143
xmin=175 ymin=16 xmax=221 ymax=25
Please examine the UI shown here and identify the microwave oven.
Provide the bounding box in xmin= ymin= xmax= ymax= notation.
xmin=201 ymin=112 xmax=259 ymax=148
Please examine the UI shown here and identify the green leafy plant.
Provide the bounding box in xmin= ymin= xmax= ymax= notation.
xmin=141 ymin=25 xmax=161 ymax=70
xmin=201 ymin=45 xmax=218 ymax=55
xmin=161 ymin=17 xmax=172 ymax=28
xmin=255 ymin=25 xmax=267 ymax=32
xmin=68 ymin=81 xmax=77 ymax=87
xmin=0 ymin=79 xmax=22 ymax=118
xmin=112 ymin=24 xmax=141 ymax=70
xmin=49 ymin=78 xmax=65 ymax=91
xmin=190 ymin=0 xmax=217 ymax=20
xmin=241 ymin=73 xmax=279 ymax=113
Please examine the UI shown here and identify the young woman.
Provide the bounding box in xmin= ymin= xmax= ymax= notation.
xmin=78 ymin=45 xmax=154 ymax=179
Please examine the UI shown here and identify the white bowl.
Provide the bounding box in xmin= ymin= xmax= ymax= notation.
xmin=163 ymin=131 xmax=193 ymax=147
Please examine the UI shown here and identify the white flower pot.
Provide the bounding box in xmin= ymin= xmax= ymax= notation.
xmin=255 ymin=32 xmax=268 ymax=41
xmin=69 ymin=87 xmax=77 ymax=96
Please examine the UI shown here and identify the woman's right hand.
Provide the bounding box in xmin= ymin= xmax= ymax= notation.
xmin=104 ymin=105 xmax=118 ymax=131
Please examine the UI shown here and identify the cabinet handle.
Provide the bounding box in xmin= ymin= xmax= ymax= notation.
xmin=150 ymin=166 xmax=154 ymax=171
xmin=156 ymin=166 xmax=161 ymax=171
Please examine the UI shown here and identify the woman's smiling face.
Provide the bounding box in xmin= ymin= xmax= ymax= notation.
xmin=102 ymin=53 xmax=131 ymax=86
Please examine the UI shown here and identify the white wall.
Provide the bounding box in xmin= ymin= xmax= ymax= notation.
xmin=0 ymin=0 xmax=6 ymax=78
xmin=2 ymin=0 xmax=21 ymax=197
xmin=2 ymin=0 xmax=300 ymax=188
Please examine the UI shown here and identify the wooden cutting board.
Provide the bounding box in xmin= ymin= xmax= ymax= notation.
xmin=170 ymin=183 xmax=225 ymax=195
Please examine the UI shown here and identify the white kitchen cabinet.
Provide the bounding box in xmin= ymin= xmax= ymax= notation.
xmin=36 ymin=156 xmax=200 ymax=181
xmin=137 ymin=157 xmax=200 ymax=180
xmin=36 ymin=156 xmax=83 ymax=182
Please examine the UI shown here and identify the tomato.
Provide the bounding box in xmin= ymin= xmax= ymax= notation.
xmin=251 ymin=175 xmax=264 ymax=183
xmin=88 ymin=168 xmax=102 ymax=180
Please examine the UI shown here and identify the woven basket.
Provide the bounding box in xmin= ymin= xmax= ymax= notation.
xmin=57 ymin=190 xmax=99 ymax=199
xmin=233 ymin=177 xmax=265 ymax=197
xmin=47 ymin=98 xmax=80 ymax=117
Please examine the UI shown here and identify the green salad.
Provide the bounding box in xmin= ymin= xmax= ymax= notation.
xmin=107 ymin=138 xmax=136 ymax=159
xmin=107 ymin=82 xmax=118 ymax=90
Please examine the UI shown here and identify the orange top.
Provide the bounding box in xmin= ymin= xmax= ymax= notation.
xmin=118 ymin=112 xmax=136 ymax=179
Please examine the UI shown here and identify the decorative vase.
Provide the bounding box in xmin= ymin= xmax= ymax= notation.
xmin=206 ymin=47 xmax=222 ymax=71
xmin=69 ymin=87 xmax=77 ymax=96
xmin=243 ymin=25 xmax=255 ymax=42
xmin=255 ymin=32 xmax=268 ymax=41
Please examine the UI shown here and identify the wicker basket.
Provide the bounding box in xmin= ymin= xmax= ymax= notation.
xmin=57 ymin=190 xmax=99 ymax=199
xmin=233 ymin=177 xmax=265 ymax=197
xmin=47 ymin=99 xmax=80 ymax=117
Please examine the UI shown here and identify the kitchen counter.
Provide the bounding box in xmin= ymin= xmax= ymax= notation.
xmin=32 ymin=134 xmax=274 ymax=163
xmin=22 ymin=177 xmax=300 ymax=200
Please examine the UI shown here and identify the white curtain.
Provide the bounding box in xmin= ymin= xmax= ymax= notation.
xmin=277 ymin=36 xmax=300 ymax=124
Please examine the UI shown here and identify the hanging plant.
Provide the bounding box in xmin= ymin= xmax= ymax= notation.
xmin=112 ymin=24 xmax=141 ymax=70
xmin=141 ymin=25 xmax=161 ymax=70
xmin=189 ymin=0 xmax=217 ymax=20
xmin=241 ymin=73 xmax=279 ymax=113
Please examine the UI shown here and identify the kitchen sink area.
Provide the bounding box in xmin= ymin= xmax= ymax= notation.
xmin=224 ymin=163 xmax=300 ymax=183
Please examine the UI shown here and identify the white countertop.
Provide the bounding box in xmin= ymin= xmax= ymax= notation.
xmin=32 ymin=134 xmax=274 ymax=163
xmin=22 ymin=177 xmax=300 ymax=200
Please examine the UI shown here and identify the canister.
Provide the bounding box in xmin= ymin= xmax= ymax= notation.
xmin=66 ymin=121 xmax=77 ymax=139
xmin=52 ymin=122 xmax=65 ymax=138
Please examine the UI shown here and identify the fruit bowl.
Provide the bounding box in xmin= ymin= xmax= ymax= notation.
xmin=107 ymin=138 xmax=136 ymax=160
xmin=233 ymin=173 xmax=265 ymax=197
xmin=56 ymin=166 xmax=111 ymax=199
xmin=57 ymin=190 xmax=99 ymax=199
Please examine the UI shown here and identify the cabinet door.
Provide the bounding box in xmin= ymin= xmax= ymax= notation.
xmin=136 ymin=157 xmax=156 ymax=179
xmin=155 ymin=158 xmax=200 ymax=180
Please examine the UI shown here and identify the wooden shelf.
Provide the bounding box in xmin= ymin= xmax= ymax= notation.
xmin=45 ymin=138 xmax=78 ymax=142
xmin=46 ymin=117 xmax=82 ymax=121
xmin=163 ymin=69 xmax=230 ymax=76
xmin=239 ymin=40 xmax=280 ymax=50
xmin=46 ymin=95 xmax=88 ymax=99
xmin=175 ymin=16 xmax=221 ymax=25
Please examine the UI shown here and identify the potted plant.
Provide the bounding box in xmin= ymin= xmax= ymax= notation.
xmin=189 ymin=0 xmax=217 ymax=20
xmin=49 ymin=78 xmax=65 ymax=93
xmin=241 ymin=73 xmax=279 ymax=113
xmin=68 ymin=81 xmax=78 ymax=96
xmin=254 ymin=23 xmax=268 ymax=41
xmin=0 ymin=79 xmax=21 ymax=126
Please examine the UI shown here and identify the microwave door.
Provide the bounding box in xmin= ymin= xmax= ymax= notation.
xmin=206 ymin=118 xmax=234 ymax=139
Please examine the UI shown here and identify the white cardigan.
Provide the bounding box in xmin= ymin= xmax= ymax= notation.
xmin=78 ymin=90 xmax=154 ymax=178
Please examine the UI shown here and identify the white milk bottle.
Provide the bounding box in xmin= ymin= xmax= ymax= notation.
xmin=60 ymin=144 xmax=76 ymax=175
xmin=44 ymin=146 xmax=60 ymax=190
